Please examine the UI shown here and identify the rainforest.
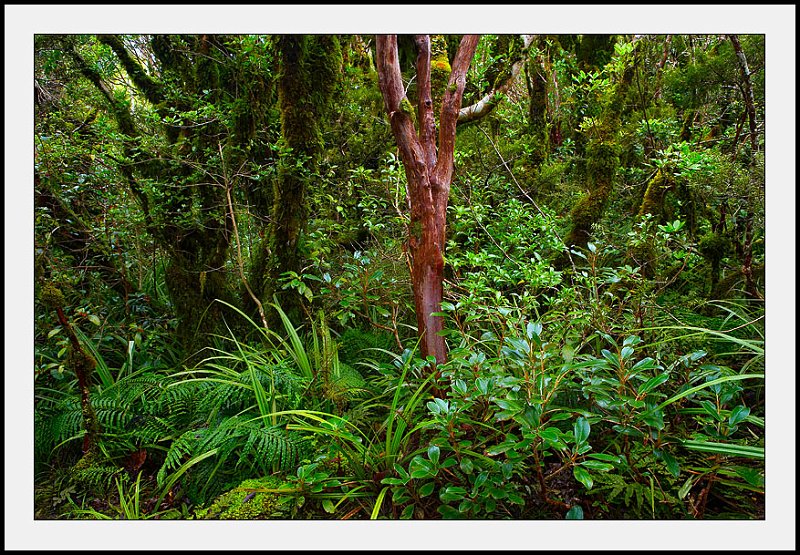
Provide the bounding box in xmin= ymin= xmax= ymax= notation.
xmin=26 ymin=29 xmax=777 ymax=534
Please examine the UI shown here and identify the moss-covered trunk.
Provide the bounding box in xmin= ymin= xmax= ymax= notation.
xmin=250 ymin=35 xmax=341 ymax=326
xmin=165 ymin=230 xmax=233 ymax=353
xmin=638 ymin=167 xmax=675 ymax=220
xmin=524 ymin=44 xmax=549 ymax=168
xmin=562 ymin=141 xmax=619 ymax=252
xmin=40 ymin=284 xmax=101 ymax=457
xmin=559 ymin=43 xmax=634 ymax=264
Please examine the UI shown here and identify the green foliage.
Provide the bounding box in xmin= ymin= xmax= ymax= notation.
xmin=34 ymin=33 xmax=765 ymax=522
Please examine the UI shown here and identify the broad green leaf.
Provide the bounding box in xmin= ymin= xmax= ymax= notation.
xmin=458 ymin=499 xmax=474 ymax=514
xmin=623 ymin=335 xmax=642 ymax=347
xmin=473 ymin=472 xmax=489 ymax=491
xmin=565 ymin=505 xmax=584 ymax=519
xmin=438 ymin=505 xmax=461 ymax=519
xmin=489 ymin=486 xmax=508 ymax=499
xmin=601 ymin=349 xmax=619 ymax=368
xmin=733 ymin=467 xmax=764 ymax=487
xmin=728 ymin=405 xmax=751 ymax=427
xmin=546 ymin=412 xmax=573 ymax=423
xmin=418 ymin=481 xmax=435 ymax=497
xmin=573 ymin=465 xmax=593 ymax=490
xmin=439 ymin=486 xmax=467 ymax=503
xmin=574 ymin=417 xmax=590 ymax=446
xmin=427 ymin=445 xmax=440 ymax=465
xmin=612 ymin=424 xmax=644 ymax=438
xmin=699 ymin=400 xmax=724 ymax=422
xmin=580 ymin=460 xmax=614 ymax=472
xmin=587 ymin=453 xmax=621 ymax=463
xmin=630 ymin=357 xmax=659 ymax=372
xmin=526 ymin=321 xmax=543 ymax=340
xmin=657 ymin=449 xmax=680 ymax=478
xmin=393 ymin=463 xmax=409 ymax=481
xmin=441 ymin=456 xmax=458 ymax=469
xmin=486 ymin=443 xmax=515 ymax=456
xmin=637 ymin=373 xmax=670 ymax=395
xmin=641 ymin=408 xmax=665 ymax=430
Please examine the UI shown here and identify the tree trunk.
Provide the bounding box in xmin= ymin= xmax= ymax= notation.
xmin=251 ymin=35 xmax=342 ymax=327
xmin=558 ymin=45 xmax=635 ymax=263
xmin=376 ymin=34 xmax=479 ymax=367
xmin=524 ymin=39 xmax=549 ymax=168
xmin=728 ymin=35 xmax=758 ymax=154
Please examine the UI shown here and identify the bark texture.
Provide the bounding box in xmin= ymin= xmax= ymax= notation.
xmin=376 ymin=34 xmax=479 ymax=366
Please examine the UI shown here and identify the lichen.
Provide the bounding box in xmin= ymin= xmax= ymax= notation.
xmin=195 ymin=475 xmax=292 ymax=519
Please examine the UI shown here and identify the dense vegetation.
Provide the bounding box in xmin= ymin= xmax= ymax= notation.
xmin=32 ymin=33 xmax=766 ymax=522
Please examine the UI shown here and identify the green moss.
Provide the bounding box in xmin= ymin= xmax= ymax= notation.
xmin=195 ymin=476 xmax=292 ymax=520
xmin=66 ymin=345 xmax=97 ymax=380
xmin=430 ymin=35 xmax=451 ymax=105
xmin=255 ymin=35 xmax=342 ymax=325
xmin=40 ymin=283 xmax=65 ymax=309
xmin=563 ymin=140 xmax=618 ymax=250
xmin=638 ymin=168 xmax=675 ymax=219
xmin=699 ymin=231 xmax=732 ymax=288
xmin=399 ymin=96 xmax=416 ymax=124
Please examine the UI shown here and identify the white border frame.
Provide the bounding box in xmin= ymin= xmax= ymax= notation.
xmin=6 ymin=4 xmax=795 ymax=550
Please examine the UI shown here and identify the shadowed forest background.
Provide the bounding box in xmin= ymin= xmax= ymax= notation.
xmin=30 ymin=32 xmax=770 ymax=522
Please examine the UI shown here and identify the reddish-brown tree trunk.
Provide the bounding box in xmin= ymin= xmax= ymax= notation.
xmin=376 ymin=35 xmax=479 ymax=368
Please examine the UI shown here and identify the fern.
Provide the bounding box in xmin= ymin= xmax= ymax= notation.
xmin=157 ymin=428 xmax=202 ymax=486
xmin=590 ymin=472 xmax=683 ymax=518
xmin=71 ymin=462 xmax=126 ymax=492
xmin=155 ymin=415 xmax=311 ymax=503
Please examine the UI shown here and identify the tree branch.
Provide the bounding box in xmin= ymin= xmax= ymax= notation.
xmin=727 ymin=34 xmax=758 ymax=154
xmin=376 ymin=35 xmax=431 ymax=217
xmin=434 ymin=34 xmax=479 ymax=190
xmin=98 ymin=34 xmax=165 ymax=106
xmin=458 ymin=35 xmax=534 ymax=125
xmin=67 ymin=42 xmax=136 ymax=135
xmin=414 ymin=35 xmax=437 ymax=169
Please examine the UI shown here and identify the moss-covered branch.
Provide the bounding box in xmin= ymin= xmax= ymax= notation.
xmin=458 ymin=35 xmax=534 ymax=125
xmin=97 ymin=34 xmax=165 ymax=105
xmin=39 ymin=284 xmax=101 ymax=456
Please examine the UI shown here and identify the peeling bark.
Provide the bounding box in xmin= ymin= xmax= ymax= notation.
xmin=376 ymin=34 xmax=479 ymax=367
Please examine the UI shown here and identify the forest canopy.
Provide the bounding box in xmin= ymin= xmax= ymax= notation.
xmin=6 ymin=4 xmax=797 ymax=550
